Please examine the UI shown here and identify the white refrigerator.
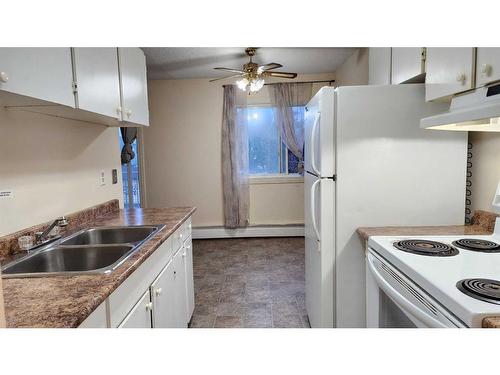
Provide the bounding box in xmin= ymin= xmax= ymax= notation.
xmin=304 ymin=84 xmax=468 ymax=328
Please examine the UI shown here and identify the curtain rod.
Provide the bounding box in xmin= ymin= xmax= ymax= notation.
xmin=222 ymin=79 xmax=335 ymax=88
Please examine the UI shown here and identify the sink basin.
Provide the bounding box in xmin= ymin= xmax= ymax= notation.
xmin=2 ymin=245 xmax=134 ymax=277
xmin=2 ymin=224 xmax=165 ymax=278
xmin=60 ymin=226 xmax=160 ymax=246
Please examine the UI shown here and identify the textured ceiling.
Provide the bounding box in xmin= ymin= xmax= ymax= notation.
xmin=141 ymin=47 xmax=356 ymax=79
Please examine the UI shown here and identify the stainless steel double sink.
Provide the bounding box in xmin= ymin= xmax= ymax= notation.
xmin=1 ymin=225 xmax=165 ymax=278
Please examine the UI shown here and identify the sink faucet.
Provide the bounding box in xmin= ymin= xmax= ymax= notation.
xmin=35 ymin=217 xmax=69 ymax=244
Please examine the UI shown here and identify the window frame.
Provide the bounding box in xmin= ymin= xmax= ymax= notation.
xmin=240 ymin=104 xmax=302 ymax=177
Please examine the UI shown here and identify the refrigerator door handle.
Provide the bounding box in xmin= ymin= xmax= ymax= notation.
xmin=310 ymin=178 xmax=321 ymax=247
xmin=310 ymin=113 xmax=321 ymax=176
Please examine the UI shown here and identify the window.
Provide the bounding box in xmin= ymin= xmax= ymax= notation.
xmin=118 ymin=130 xmax=142 ymax=208
xmin=239 ymin=106 xmax=303 ymax=175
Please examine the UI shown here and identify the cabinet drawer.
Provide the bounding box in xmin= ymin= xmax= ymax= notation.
xmin=182 ymin=217 xmax=192 ymax=241
xmin=108 ymin=236 xmax=173 ymax=327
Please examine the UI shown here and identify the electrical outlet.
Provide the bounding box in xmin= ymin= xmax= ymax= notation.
xmin=99 ymin=170 xmax=106 ymax=186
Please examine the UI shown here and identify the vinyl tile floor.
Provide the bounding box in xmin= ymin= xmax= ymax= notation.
xmin=189 ymin=237 xmax=310 ymax=328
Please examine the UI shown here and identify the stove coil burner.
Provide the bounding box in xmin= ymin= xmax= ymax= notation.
xmin=457 ymin=278 xmax=500 ymax=305
xmin=393 ymin=239 xmax=459 ymax=257
xmin=452 ymin=239 xmax=500 ymax=253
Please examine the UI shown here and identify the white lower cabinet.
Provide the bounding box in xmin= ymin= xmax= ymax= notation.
xmin=173 ymin=248 xmax=188 ymax=327
xmin=81 ymin=218 xmax=195 ymax=328
xmin=151 ymin=259 xmax=177 ymax=328
xmin=184 ymin=236 xmax=195 ymax=321
xmin=118 ymin=290 xmax=152 ymax=328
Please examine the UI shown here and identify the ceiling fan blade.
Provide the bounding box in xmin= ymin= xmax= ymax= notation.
xmin=209 ymin=74 xmax=243 ymax=82
xmin=214 ymin=67 xmax=245 ymax=74
xmin=264 ymin=71 xmax=298 ymax=79
xmin=257 ymin=63 xmax=283 ymax=73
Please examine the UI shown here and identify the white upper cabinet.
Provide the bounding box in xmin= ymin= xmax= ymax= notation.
xmin=425 ymin=48 xmax=475 ymax=101
xmin=476 ymin=48 xmax=500 ymax=87
xmin=391 ymin=48 xmax=425 ymax=84
xmin=72 ymin=48 xmax=121 ymax=119
xmin=368 ymin=48 xmax=392 ymax=85
xmin=118 ymin=48 xmax=150 ymax=126
xmin=0 ymin=48 xmax=74 ymax=107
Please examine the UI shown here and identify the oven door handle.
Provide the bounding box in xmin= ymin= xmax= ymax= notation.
xmin=367 ymin=253 xmax=448 ymax=328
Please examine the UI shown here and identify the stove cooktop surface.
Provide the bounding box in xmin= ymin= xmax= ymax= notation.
xmin=368 ymin=233 xmax=500 ymax=327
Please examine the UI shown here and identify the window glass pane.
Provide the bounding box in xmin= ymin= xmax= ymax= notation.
xmin=240 ymin=107 xmax=279 ymax=174
xmin=118 ymin=130 xmax=141 ymax=208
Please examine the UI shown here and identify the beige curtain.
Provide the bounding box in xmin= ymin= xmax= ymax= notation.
xmin=221 ymin=85 xmax=249 ymax=229
xmin=270 ymin=82 xmax=313 ymax=165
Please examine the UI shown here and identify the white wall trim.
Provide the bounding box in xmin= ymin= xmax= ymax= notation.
xmin=192 ymin=225 xmax=304 ymax=239
xmin=249 ymin=174 xmax=304 ymax=185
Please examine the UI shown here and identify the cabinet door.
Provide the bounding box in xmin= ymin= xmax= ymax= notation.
xmin=173 ymin=249 xmax=188 ymax=328
xmin=118 ymin=290 xmax=152 ymax=328
xmin=73 ymin=48 xmax=121 ymax=118
xmin=391 ymin=48 xmax=424 ymax=84
xmin=368 ymin=48 xmax=392 ymax=85
xmin=118 ymin=48 xmax=149 ymax=126
xmin=0 ymin=48 xmax=74 ymax=106
xmin=184 ymin=237 xmax=195 ymax=321
xmin=476 ymin=48 xmax=500 ymax=87
xmin=150 ymin=260 xmax=177 ymax=328
xmin=425 ymin=48 xmax=475 ymax=101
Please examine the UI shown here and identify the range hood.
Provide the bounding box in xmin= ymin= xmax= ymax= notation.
xmin=421 ymin=83 xmax=500 ymax=132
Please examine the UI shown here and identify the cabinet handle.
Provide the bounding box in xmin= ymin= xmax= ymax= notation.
xmin=126 ymin=109 xmax=132 ymax=118
xmin=179 ymin=233 xmax=183 ymax=239
xmin=182 ymin=251 xmax=186 ymax=258
xmin=0 ymin=72 xmax=8 ymax=83
xmin=145 ymin=302 xmax=153 ymax=312
xmin=116 ymin=106 xmax=122 ymax=116
xmin=456 ymin=73 xmax=467 ymax=84
xmin=155 ymin=288 xmax=162 ymax=296
xmin=481 ymin=64 xmax=492 ymax=78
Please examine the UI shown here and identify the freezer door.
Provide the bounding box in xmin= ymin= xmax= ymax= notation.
xmin=304 ymin=87 xmax=335 ymax=177
xmin=305 ymin=172 xmax=335 ymax=328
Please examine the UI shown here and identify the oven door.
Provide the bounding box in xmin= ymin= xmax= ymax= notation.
xmin=366 ymin=249 xmax=465 ymax=328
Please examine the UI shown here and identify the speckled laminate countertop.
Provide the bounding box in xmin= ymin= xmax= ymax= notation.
xmin=356 ymin=224 xmax=493 ymax=242
xmin=356 ymin=210 xmax=500 ymax=328
xmin=1 ymin=206 xmax=195 ymax=328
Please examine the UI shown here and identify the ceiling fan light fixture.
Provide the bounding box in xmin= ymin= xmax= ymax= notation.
xmin=236 ymin=77 xmax=249 ymax=91
xmin=249 ymin=78 xmax=265 ymax=92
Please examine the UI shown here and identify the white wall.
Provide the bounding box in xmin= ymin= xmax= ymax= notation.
xmin=143 ymin=73 xmax=335 ymax=228
xmin=334 ymin=48 xmax=369 ymax=86
xmin=470 ymin=132 xmax=500 ymax=213
xmin=0 ymin=108 xmax=123 ymax=236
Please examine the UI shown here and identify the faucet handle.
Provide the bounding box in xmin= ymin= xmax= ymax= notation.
xmin=58 ymin=216 xmax=69 ymax=227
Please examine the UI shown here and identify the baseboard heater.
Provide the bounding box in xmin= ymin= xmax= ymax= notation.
xmin=192 ymin=224 xmax=304 ymax=239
